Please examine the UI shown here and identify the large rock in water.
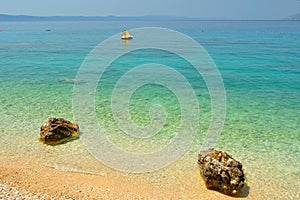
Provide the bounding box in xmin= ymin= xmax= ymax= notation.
xmin=198 ymin=148 xmax=245 ymax=196
xmin=39 ymin=118 xmax=79 ymax=145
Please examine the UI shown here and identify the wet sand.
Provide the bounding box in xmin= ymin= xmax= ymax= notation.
xmin=0 ymin=156 xmax=259 ymax=200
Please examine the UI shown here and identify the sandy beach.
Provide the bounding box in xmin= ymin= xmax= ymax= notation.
xmin=0 ymin=155 xmax=264 ymax=200
xmin=0 ymin=155 xmax=256 ymax=200
xmin=0 ymin=156 xmax=153 ymax=199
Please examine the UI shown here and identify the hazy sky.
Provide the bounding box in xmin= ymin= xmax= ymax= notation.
xmin=1 ymin=0 xmax=299 ymax=20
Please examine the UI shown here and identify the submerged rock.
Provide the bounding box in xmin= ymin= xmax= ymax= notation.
xmin=58 ymin=78 xmax=85 ymax=84
xmin=39 ymin=117 xmax=79 ymax=145
xmin=198 ymin=148 xmax=245 ymax=196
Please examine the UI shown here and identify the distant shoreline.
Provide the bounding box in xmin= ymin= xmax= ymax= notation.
xmin=1 ymin=14 xmax=300 ymax=22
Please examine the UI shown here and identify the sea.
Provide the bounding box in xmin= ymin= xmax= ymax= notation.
xmin=0 ymin=20 xmax=299 ymax=199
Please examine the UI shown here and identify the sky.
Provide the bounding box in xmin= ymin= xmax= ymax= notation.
xmin=0 ymin=0 xmax=300 ymax=20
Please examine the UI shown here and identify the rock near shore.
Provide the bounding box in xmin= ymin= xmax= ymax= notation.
xmin=198 ymin=149 xmax=245 ymax=196
xmin=39 ymin=117 xmax=79 ymax=145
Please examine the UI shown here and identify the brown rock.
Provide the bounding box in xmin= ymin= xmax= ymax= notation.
xmin=39 ymin=118 xmax=79 ymax=145
xmin=198 ymin=148 xmax=245 ymax=196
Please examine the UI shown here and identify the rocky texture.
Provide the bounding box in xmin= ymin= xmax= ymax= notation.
xmin=198 ymin=148 xmax=245 ymax=196
xmin=39 ymin=117 xmax=79 ymax=145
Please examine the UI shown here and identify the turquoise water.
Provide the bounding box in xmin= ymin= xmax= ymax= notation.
xmin=0 ymin=21 xmax=299 ymax=198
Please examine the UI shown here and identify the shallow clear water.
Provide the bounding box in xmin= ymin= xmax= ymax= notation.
xmin=0 ymin=20 xmax=299 ymax=198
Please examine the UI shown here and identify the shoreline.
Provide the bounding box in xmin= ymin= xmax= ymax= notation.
xmin=0 ymin=156 xmax=255 ymax=200
xmin=1 ymin=154 xmax=299 ymax=199
xmin=0 ymin=156 xmax=153 ymax=199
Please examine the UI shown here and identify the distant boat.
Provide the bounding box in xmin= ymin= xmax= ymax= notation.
xmin=45 ymin=29 xmax=51 ymax=32
xmin=121 ymin=30 xmax=133 ymax=40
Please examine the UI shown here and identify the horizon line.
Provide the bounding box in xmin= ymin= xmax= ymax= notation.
xmin=0 ymin=13 xmax=299 ymax=21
